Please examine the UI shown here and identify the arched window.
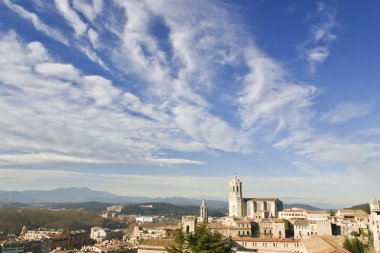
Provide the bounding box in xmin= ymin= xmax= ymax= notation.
xmin=186 ymin=226 xmax=190 ymax=233
xmin=237 ymin=186 xmax=239 ymax=193
xmin=233 ymin=186 xmax=235 ymax=192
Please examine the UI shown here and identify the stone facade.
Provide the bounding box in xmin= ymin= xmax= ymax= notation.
xmin=370 ymin=196 xmax=380 ymax=252
xmin=229 ymin=176 xmax=283 ymax=219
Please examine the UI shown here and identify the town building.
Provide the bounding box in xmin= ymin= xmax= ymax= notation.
xmin=90 ymin=227 xmax=123 ymax=242
xmin=137 ymin=238 xmax=172 ymax=253
xmin=335 ymin=209 xmax=370 ymax=237
xmin=229 ymin=176 xmax=283 ymax=219
xmin=107 ymin=205 xmax=124 ymax=213
xmin=135 ymin=216 xmax=155 ymax=223
xmin=199 ymin=199 xmax=208 ymax=223
xmin=232 ymin=237 xmax=301 ymax=252
xmin=279 ymin=208 xmax=307 ymax=220
xmin=182 ymin=216 xmax=197 ymax=234
xmin=370 ymin=196 xmax=380 ymax=252
xmin=0 ymin=240 xmax=24 ymax=253
xmin=254 ymin=218 xmax=286 ymax=239
xmin=294 ymin=220 xmax=332 ymax=238
xmin=68 ymin=230 xmax=89 ymax=250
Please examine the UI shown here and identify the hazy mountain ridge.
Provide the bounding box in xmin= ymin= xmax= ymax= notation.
xmin=0 ymin=187 xmax=227 ymax=209
xmin=0 ymin=187 xmax=325 ymax=210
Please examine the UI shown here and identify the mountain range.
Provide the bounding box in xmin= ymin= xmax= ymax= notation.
xmin=0 ymin=187 xmax=323 ymax=210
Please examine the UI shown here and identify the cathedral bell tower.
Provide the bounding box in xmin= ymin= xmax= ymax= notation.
xmin=200 ymin=199 xmax=208 ymax=223
xmin=229 ymin=175 xmax=244 ymax=217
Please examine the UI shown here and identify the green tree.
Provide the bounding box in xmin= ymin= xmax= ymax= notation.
xmin=368 ymin=230 xmax=374 ymax=249
xmin=351 ymin=238 xmax=364 ymax=253
xmin=343 ymin=237 xmax=353 ymax=252
xmin=350 ymin=231 xmax=360 ymax=237
xmin=166 ymin=229 xmax=190 ymax=253
xmin=167 ymin=223 xmax=231 ymax=253
xmin=343 ymin=237 xmax=365 ymax=253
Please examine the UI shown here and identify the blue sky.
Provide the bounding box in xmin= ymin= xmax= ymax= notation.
xmin=0 ymin=0 xmax=379 ymax=207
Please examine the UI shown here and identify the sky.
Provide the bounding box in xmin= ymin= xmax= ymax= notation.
xmin=0 ymin=0 xmax=379 ymax=208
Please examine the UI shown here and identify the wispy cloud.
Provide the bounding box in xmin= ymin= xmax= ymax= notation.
xmin=54 ymin=0 xmax=87 ymax=36
xmin=238 ymin=48 xmax=316 ymax=134
xmin=72 ymin=0 xmax=103 ymax=22
xmin=321 ymin=102 xmax=373 ymax=123
xmin=0 ymin=1 xmax=322 ymax=164
xmin=0 ymin=168 xmax=85 ymax=182
xmin=275 ymin=131 xmax=380 ymax=185
xmin=2 ymin=0 xmax=69 ymax=45
xmin=0 ymin=31 xmax=208 ymax=165
xmin=301 ymin=2 xmax=339 ymax=72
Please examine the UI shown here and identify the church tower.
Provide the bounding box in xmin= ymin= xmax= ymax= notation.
xmin=200 ymin=199 xmax=208 ymax=223
xmin=229 ymin=175 xmax=244 ymax=217
xmin=370 ymin=195 xmax=380 ymax=211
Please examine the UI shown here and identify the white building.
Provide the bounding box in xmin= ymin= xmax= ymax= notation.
xmin=306 ymin=210 xmax=330 ymax=221
xmin=0 ymin=240 xmax=24 ymax=253
xmin=135 ymin=216 xmax=155 ymax=223
xmin=233 ymin=237 xmax=302 ymax=252
xmin=279 ymin=208 xmax=307 ymax=220
xmin=106 ymin=205 xmax=124 ymax=213
xmin=182 ymin=216 xmax=197 ymax=234
xmin=370 ymin=196 xmax=380 ymax=252
xmin=199 ymin=199 xmax=208 ymax=223
xmin=279 ymin=208 xmax=329 ymax=221
xmin=90 ymin=227 xmax=123 ymax=242
xmin=294 ymin=220 xmax=332 ymax=238
xmin=229 ymin=176 xmax=283 ymax=219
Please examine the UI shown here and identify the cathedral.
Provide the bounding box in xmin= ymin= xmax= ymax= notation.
xmin=229 ymin=175 xmax=283 ymax=219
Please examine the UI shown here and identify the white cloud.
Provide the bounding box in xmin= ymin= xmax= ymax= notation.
xmin=34 ymin=62 xmax=80 ymax=81
xmin=145 ymin=158 xmax=205 ymax=165
xmin=275 ymin=131 xmax=380 ymax=186
xmin=54 ymin=0 xmax=87 ymax=36
xmin=0 ymin=168 xmax=85 ymax=182
xmin=301 ymin=2 xmax=339 ymax=72
xmin=87 ymin=28 xmax=99 ymax=48
xmin=238 ymin=48 xmax=316 ymax=133
xmin=0 ymin=32 xmax=204 ymax=165
xmin=3 ymin=0 xmax=69 ymax=45
xmin=72 ymin=0 xmax=103 ymax=22
xmin=321 ymin=102 xmax=373 ymax=123
xmin=0 ymin=153 xmax=109 ymax=165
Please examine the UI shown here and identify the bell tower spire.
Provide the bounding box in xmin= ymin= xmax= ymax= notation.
xmin=200 ymin=199 xmax=208 ymax=223
xmin=229 ymin=175 xmax=243 ymax=217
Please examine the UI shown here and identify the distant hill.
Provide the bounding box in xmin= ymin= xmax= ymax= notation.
xmin=0 ymin=188 xmax=227 ymax=210
xmin=0 ymin=188 xmax=327 ymax=211
xmin=283 ymin=203 xmax=322 ymax=210
xmin=344 ymin=203 xmax=370 ymax=214
xmin=0 ymin=187 xmax=120 ymax=203
xmin=121 ymin=202 xmax=226 ymax=217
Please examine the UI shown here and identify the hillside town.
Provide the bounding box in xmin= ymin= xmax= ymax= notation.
xmin=0 ymin=176 xmax=379 ymax=253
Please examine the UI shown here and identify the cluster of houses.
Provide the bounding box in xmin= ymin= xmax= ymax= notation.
xmin=1 ymin=176 xmax=379 ymax=253
xmin=0 ymin=228 xmax=90 ymax=253
xmin=137 ymin=176 xmax=380 ymax=253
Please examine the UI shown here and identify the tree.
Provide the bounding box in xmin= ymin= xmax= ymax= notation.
xmin=343 ymin=237 xmax=353 ymax=252
xmin=166 ymin=229 xmax=190 ymax=253
xmin=368 ymin=230 xmax=374 ymax=250
xmin=350 ymin=231 xmax=360 ymax=237
xmin=167 ymin=223 xmax=231 ymax=253
xmin=343 ymin=237 xmax=365 ymax=253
